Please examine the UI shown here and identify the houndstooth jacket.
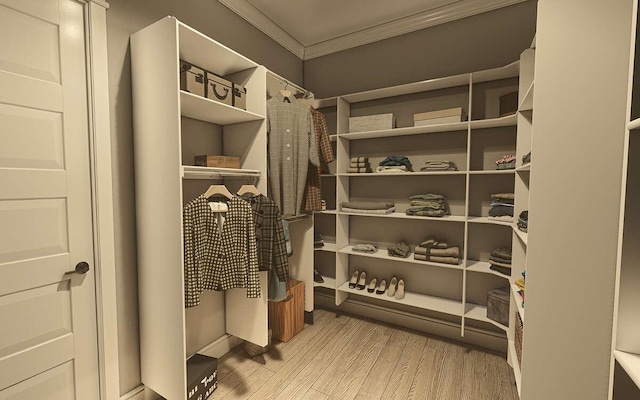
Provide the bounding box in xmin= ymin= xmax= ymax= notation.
xmin=182 ymin=195 xmax=260 ymax=308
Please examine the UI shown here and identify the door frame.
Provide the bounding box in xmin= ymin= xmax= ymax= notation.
xmin=81 ymin=1 xmax=121 ymax=399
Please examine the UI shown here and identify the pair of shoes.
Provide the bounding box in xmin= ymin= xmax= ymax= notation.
xmin=376 ymin=280 xmax=387 ymax=295
xmin=386 ymin=277 xmax=405 ymax=300
xmin=348 ymin=271 xmax=366 ymax=290
xmin=314 ymin=269 xmax=324 ymax=283
xmin=367 ymin=278 xmax=377 ymax=293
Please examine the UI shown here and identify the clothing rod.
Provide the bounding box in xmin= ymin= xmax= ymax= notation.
xmin=266 ymin=70 xmax=309 ymax=96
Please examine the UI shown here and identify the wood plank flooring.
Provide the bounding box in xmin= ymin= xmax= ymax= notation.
xmin=211 ymin=309 xmax=519 ymax=400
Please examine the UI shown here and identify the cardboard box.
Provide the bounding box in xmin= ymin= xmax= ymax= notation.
xmin=180 ymin=61 xmax=206 ymax=97
xmin=206 ymin=73 xmax=233 ymax=106
xmin=349 ymin=113 xmax=395 ymax=133
xmin=487 ymin=287 xmax=510 ymax=327
xmin=194 ymin=155 xmax=240 ymax=169
xmin=232 ymin=83 xmax=247 ymax=110
xmin=187 ymin=354 xmax=218 ymax=400
xmin=268 ymin=279 xmax=304 ymax=342
xmin=499 ymin=89 xmax=518 ymax=117
xmin=413 ymin=107 xmax=465 ymax=127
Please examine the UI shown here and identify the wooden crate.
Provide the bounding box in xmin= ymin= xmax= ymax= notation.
xmin=193 ymin=155 xmax=240 ymax=169
xmin=268 ymin=279 xmax=305 ymax=342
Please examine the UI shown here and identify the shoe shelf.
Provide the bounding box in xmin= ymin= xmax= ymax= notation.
xmin=464 ymin=303 xmax=507 ymax=331
xmin=314 ymin=276 xmax=336 ymax=290
xmin=614 ymin=350 xmax=640 ymax=389
xmin=336 ymin=281 xmax=462 ymax=316
xmin=339 ymin=245 xmax=464 ymax=271
xmin=508 ymin=339 xmax=522 ymax=396
xmin=513 ymin=226 xmax=528 ymax=245
xmin=466 ymin=260 xmax=510 ymax=279
xmin=339 ymin=212 xmax=466 ymax=223
xmin=180 ymin=91 xmax=264 ymax=125
xmin=339 ymin=171 xmax=467 ymax=177
xmin=315 ymin=242 xmax=337 ymax=253
xmin=511 ymin=283 xmax=525 ymax=322
xmin=467 ymin=216 xmax=514 ymax=226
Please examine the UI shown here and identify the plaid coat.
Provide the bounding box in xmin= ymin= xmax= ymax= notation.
xmin=243 ymin=194 xmax=289 ymax=282
xmin=302 ymin=108 xmax=335 ymax=211
xmin=183 ymin=195 xmax=260 ymax=308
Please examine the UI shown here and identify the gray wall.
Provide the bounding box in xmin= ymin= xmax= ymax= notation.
xmin=303 ymin=1 xmax=537 ymax=98
xmin=106 ymin=0 xmax=302 ymax=395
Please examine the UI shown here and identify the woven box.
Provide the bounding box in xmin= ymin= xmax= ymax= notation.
xmin=179 ymin=60 xmax=206 ymax=98
xmin=499 ymin=89 xmax=519 ymax=117
xmin=194 ymin=155 xmax=240 ymax=169
xmin=515 ymin=312 xmax=524 ymax=365
xmin=268 ymin=279 xmax=304 ymax=342
xmin=349 ymin=113 xmax=395 ymax=132
xmin=413 ymin=107 xmax=465 ymax=127
xmin=487 ymin=287 xmax=510 ymax=327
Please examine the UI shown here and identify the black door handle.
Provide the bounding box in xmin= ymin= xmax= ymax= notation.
xmin=65 ymin=261 xmax=90 ymax=275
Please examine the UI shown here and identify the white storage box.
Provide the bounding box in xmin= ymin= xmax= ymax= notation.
xmin=414 ymin=107 xmax=466 ymax=127
xmin=349 ymin=113 xmax=395 ymax=132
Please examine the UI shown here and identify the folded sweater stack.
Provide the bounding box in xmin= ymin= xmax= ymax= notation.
xmin=388 ymin=241 xmax=411 ymax=258
xmin=489 ymin=247 xmax=512 ymax=275
xmin=420 ymin=160 xmax=458 ymax=172
xmin=488 ymin=193 xmax=514 ymax=221
xmin=518 ymin=210 xmax=528 ymax=233
xmin=414 ymin=239 xmax=460 ymax=265
xmin=406 ymin=194 xmax=450 ymax=217
xmin=347 ymin=157 xmax=372 ymax=173
xmin=341 ymin=201 xmax=395 ymax=214
xmin=377 ymin=155 xmax=412 ymax=173
xmin=495 ymin=155 xmax=516 ymax=170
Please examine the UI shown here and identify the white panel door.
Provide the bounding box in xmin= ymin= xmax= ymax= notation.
xmin=0 ymin=0 xmax=100 ymax=399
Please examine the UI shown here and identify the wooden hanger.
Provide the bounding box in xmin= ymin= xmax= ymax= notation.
xmin=280 ymin=81 xmax=292 ymax=100
xmin=237 ymin=184 xmax=261 ymax=196
xmin=203 ymin=184 xmax=233 ymax=200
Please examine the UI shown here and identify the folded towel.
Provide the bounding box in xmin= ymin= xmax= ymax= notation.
xmin=490 ymin=200 xmax=514 ymax=207
xmin=490 ymin=260 xmax=513 ymax=269
xmin=410 ymin=194 xmax=447 ymax=201
xmin=519 ymin=210 xmax=529 ymax=221
xmin=350 ymin=162 xmax=370 ymax=168
xmin=346 ymin=167 xmax=372 ymax=173
xmin=420 ymin=161 xmax=459 ymax=171
xmin=379 ymin=155 xmax=412 ymax=170
xmin=490 ymin=265 xmax=511 ymax=276
xmin=418 ymin=239 xmax=448 ymax=249
xmin=489 ymin=205 xmax=514 ymax=217
xmin=490 ymin=193 xmax=515 ymax=200
xmin=353 ymin=243 xmax=378 ymax=253
xmin=375 ymin=166 xmax=408 ymax=173
xmin=350 ymin=157 xmax=368 ymax=163
xmin=414 ymin=254 xmax=460 ymax=265
xmin=342 ymin=201 xmax=394 ymax=210
xmin=406 ymin=208 xmax=448 ymax=217
xmin=388 ymin=241 xmax=411 ymax=258
xmin=342 ymin=206 xmax=395 ymax=215
xmin=489 ymin=255 xmax=512 ymax=264
xmin=410 ymin=200 xmax=448 ymax=209
xmin=491 ymin=248 xmax=512 ymax=260
xmin=414 ymin=246 xmax=460 ymax=257
xmin=488 ymin=215 xmax=514 ymax=222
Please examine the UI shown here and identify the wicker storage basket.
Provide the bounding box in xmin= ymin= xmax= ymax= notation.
xmin=515 ymin=312 xmax=524 ymax=365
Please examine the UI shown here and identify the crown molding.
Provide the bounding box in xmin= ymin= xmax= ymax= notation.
xmin=219 ymin=0 xmax=305 ymax=59
xmin=219 ymin=0 xmax=527 ymax=61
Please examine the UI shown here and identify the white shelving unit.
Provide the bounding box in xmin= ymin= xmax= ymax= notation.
xmin=315 ymin=242 xmax=337 ymax=252
xmin=511 ymin=283 xmax=525 ymax=322
xmin=339 ymin=245 xmax=464 ymax=271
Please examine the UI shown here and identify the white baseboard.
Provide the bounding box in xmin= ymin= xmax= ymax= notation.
xmin=121 ymin=335 xmax=243 ymax=400
xmin=314 ymin=292 xmax=507 ymax=353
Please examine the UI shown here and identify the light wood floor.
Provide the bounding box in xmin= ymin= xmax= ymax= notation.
xmin=211 ymin=309 xmax=519 ymax=400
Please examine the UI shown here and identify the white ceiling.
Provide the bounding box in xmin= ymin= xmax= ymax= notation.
xmin=219 ymin=0 xmax=527 ymax=60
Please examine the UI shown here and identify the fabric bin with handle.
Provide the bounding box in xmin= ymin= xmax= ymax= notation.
xmin=413 ymin=107 xmax=466 ymax=127
xmin=486 ymin=287 xmax=510 ymax=327
xmin=179 ymin=60 xmax=206 ymax=98
xmin=187 ymin=354 xmax=218 ymax=400
xmin=206 ymin=73 xmax=233 ymax=106
xmin=268 ymin=279 xmax=304 ymax=342
xmin=349 ymin=113 xmax=395 ymax=132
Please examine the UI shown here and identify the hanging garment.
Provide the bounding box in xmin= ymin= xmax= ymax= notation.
xmin=183 ymin=195 xmax=260 ymax=307
xmin=267 ymin=91 xmax=319 ymax=217
xmin=302 ymin=108 xmax=335 ymax=211
xmin=243 ymin=194 xmax=289 ymax=282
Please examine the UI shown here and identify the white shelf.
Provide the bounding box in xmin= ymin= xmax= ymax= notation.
xmin=472 ymin=61 xmax=520 ymax=83
xmin=513 ymin=226 xmax=528 ymax=245
xmin=180 ymin=91 xmax=264 ymax=125
xmin=614 ymin=350 xmax=640 ymax=389
xmin=340 ymin=171 xmax=466 ymax=177
xmin=468 ymin=169 xmax=515 ymax=175
xmin=519 ymin=81 xmax=534 ymax=111
xmin=181 ymin=165 xmax=261 ymax=180
xmin=467 ymin=216 xmax=514 ymax=226
xmin=340 ymin=245 xmax=464 ymax=270
xmin=313 ymin=97 xmax=338 ymax=108
xmin=511 ymin=283 xmax=525 ymax=322
xmin=336 ymin=281 xmax=462 ymax=316
xmin=508 ymin=339 xmax=522 ymax=396
xmin=341 ymin=122 xmax=468 ymax=140
xmin=464 ymin=303 xmax=507 ymax=331
xmin=315 ymin=209 xmax=337 ymax=215
xmin=341 ymin=211 xmax=466 ymax=223
xmin=315 ymin=242 xmax=337 ymax=252
xmin=177 ymin=19 xmax=258 ymax=76
xmin=469 ymin=114 xmax=518 ymax=129
xmin=466 ymin=260 xmax=511 ymax=278
xmin=329 ymin=134 xmax=338 ymax=141
xmin=320 ymin=174 xmax=336 ymax=177
xmin=628 ymin=118 xmax=640 ymax=131
xmin=517 ymin=163 xmax=531 ymax=172
xmin=314 ymin=277 xmax=336 ymax=289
